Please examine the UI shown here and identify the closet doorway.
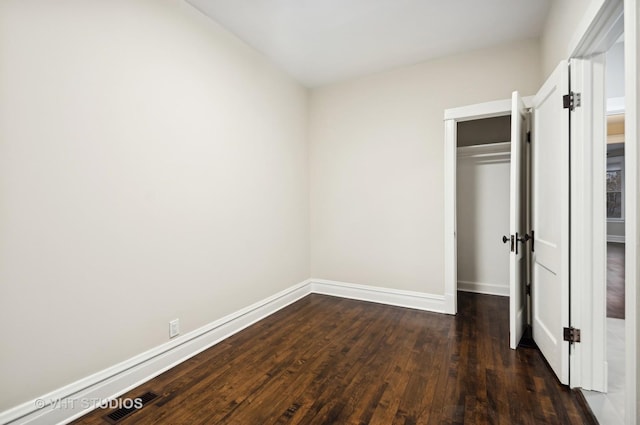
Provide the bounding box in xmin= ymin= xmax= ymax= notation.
xmin=444 ymin=96 xmax=531 ymax=351
xmin=453 ymin=107 xmax=530 ymax=351
xmin=456 ymin=116 xmax=512 ymax=299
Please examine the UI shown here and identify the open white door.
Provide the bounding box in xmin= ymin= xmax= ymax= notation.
xmin=509 ymin=91 xmax=527 ymax=349
xmin=531 ymin=61 xmax=570 ymax=384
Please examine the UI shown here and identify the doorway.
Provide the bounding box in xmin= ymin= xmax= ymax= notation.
xmin=580 ymin=37 xmax=627 ymax=425
xmin=444 ymin=94 xmax=533 ymax=353
xmin=443 ymin=98 xmax=520 ymax=317
xmin=456 ymin=116 xmax=511 ymax=298
xmin=604 ymin=37 xmax=626 ymax=422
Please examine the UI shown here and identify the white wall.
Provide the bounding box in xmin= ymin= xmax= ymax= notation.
xmin=456 ymin=151 xmax=511 ymax=295
xmin=0 ymin=0 xmax=309 ymax=411
xmin=541 ymin=0 xmax=593 ymax=80
xmin=309 ymin=39 xmax=542 ymax=295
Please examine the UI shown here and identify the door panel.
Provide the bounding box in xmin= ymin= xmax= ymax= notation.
xmin=509 ymin=91 xmax=527 ymax=349
xmin=531 ymin=61 xmax=570 ymax=384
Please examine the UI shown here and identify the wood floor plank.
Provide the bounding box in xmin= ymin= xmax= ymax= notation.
xmin=71 ymin=292 xmax=596 ymax=425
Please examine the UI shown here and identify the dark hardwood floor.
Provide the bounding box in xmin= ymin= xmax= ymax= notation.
xmin=607 ymin=242 xmax=625 ymax=319
xmin=72 ymin=293 xmax=595 ymax=425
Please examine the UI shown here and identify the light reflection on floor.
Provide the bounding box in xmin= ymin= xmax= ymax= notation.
xmin=581 ymin=318 xmax=625 ymax=425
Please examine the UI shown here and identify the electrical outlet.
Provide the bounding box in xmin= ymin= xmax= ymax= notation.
xmin=169 ymin=319 xmax=180 ymax=338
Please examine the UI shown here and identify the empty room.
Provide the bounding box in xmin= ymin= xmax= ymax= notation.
xmin=1 ymin=0 xmax=638 ymax=424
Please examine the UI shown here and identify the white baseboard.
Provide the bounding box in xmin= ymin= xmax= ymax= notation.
xmin=310 ymin=279 xmax=446 ymax=313
xmin=1 ymin=278 xmax=445 ymax=425
xmin=457 ymin=280 xmax=509 ymax=297
xmin=444 ymin=292 xmax=456 ymax=315
xmin=0 ymin=280 xmax=313 ymax=425
xmin=607 ymin=235 xmax=625 ymax=243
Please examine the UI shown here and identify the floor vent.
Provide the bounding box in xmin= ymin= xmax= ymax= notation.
xmin=103 ymin=391 xmax=158 ymax=424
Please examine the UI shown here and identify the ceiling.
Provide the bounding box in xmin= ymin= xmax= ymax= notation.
xmin=186 ymin=0 xmax=552 ymax=87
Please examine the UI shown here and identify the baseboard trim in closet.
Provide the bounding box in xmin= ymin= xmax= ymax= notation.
xmin=458 ymin=280 xmax=509 ymax=297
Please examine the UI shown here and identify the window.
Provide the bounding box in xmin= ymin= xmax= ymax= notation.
xmin=606 ymin=154 xmax=624 ymax=220
xmin=607 ymin=169 xmax=622 ymax=218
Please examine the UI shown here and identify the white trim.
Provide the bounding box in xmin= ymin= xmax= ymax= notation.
xmin=444 ymin=99 xmax=511 ymax=121
xmin=569 ymin=55 xmax=608 ymax=391
xmin=457 ymin=280 xmax=509 ymax=297
xmin=443 ymin=99 xmax=515 ymax=316
xmin=443 ymin=95 xmax=533 ymax=121
xmin=0 ymin=280 xmax=313 ymax=425
xmin=0 ymin=278 xmax=447 ymax=425
xmin=569 ymin=0 xmax=624 ymax=58
xmin=607 ymin=235 xmax=626 ymax=243
xmin=309 ymin=279 xmax=446 ymax=313
xmin=443 ymin=96 xmax=534 ymax=323
xmin=443 ymin=118 xmax=458 ymax=315
xmin=624 ymin=1 xmax=639 ymax=422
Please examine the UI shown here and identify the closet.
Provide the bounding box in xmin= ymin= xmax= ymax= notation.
xmin=456 ymin=116 xmax=512 ymax=297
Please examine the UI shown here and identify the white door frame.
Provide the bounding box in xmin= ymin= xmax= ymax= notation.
xmin=623 ymin=0 xmax=639 ymax=422
xmin=567 ymin=0 xmax=638 ymax=422
xmin=568 ymin=55 xmax=608 ymax=392
xmin=443 ymin=98 xmax=530 ymax=315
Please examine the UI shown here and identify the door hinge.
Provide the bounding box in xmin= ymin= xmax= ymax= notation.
xmin=526 ymin=131 xmax=531 ymax=143
xmin=526 ymin=285 xmax=531 ymax=295
xmin=562 ymin=92 xmax=581 ymax=111
xmin=563 ymin=327 xmax=581 ymax=343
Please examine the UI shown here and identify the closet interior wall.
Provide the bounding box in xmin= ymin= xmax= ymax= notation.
xmin=456 ymin=116 xmax=512 ymax=297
